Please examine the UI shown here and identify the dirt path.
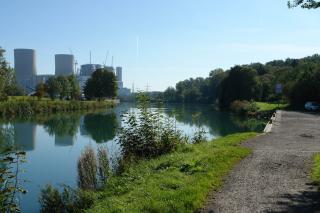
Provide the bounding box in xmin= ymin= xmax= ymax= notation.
xmin=201 ymin=111 xmax=320 ymax=213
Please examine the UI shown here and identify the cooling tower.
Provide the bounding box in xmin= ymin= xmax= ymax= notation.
xmin=14 ymin=49 xmax=37 ymax=91
xmin=55 ymin=54 xmax=75 ymax=76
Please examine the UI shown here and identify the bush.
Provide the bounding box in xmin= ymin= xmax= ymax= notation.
xmin=230 ymin=100 xmax=258 ymax=115
xmin=77 ymin=146 xmax=98 ymax=190
xmin=39 ymin=185 xmax=94 ymax=213
xmin=77 ymin=145 xmax=110 ymax=190
xmin=117 ymin=93 xmax=185 ymax=159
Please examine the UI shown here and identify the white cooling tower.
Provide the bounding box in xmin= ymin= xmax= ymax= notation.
xmin=14 ymin=49 xmax=37 ymax=91
xmin=55 ymin=54 xmax=75 ymax=76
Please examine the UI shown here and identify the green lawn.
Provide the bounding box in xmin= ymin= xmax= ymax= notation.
xmin=87 ymin=132 xmax=258 ymax=213
xmin=255 ymin=102 xmax=288 ymax=112
xmin=311 ymin=154 xmax=320 ymax=184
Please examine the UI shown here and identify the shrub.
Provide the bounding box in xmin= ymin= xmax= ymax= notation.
xmin=0 ymin=145 xmax=27 ymax=212
xmin=191 ymin=112 xmax=207 ymax=144
xmin=77 ymin=145 xmax=110 ymax=190
xmin=39 ymin=185 xmax=94 ymax=213
xmin=77 ymin=146 xmax=98 ymax=190
xmin=117 ymin=93 xmax=185 ymax=159
xmin=230 ymin=100 xmax=258 ymax=115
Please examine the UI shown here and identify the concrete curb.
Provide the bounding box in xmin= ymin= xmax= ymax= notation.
xmin=263 ymin=110 xmax=281 ymax=133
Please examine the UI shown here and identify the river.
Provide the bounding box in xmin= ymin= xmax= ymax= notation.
xmin=0 ymin=103 xmax=265 ymax=212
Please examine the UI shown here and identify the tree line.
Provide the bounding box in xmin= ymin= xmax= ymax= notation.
xmin=162 ymin=54 xmax=320 ymax=108
xmin=0 ymin=48 xmax=23 ymax=100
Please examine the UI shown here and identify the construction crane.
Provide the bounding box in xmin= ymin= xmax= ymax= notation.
xmin=103 ymin=51 xmax=109 ymax=66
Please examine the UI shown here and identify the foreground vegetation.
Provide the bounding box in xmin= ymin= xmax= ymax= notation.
xmin=39 ymin=133 xmax=257 ymax=212
xmin=0 ymin=96 xmax=116 ymax=117
xmin=88 ymin=133 xmax=257 ymax=212
xmin=311 ymin=154 xmax=320 ymax=184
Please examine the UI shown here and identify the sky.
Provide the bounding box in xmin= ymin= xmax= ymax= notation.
xmin=1 ymin=0 xmax=320 ymax=91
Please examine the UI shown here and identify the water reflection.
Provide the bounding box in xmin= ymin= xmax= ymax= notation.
xmin=42 ymin=114 xmax=80 ymax=137
xmin=55 ymin=135 xmax=74 ymax=147
xmin=82 ymin=113 xmax=118 ymax=143
xmin=14 ymin=123 xmax=36 ymax=151
xmin=163 ymin=104 xmax=265 ymax=137
xmin=1 ymin=104 xmax=265 ymax=152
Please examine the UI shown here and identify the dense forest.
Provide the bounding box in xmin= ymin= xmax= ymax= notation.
xmin=162 ymin=54 xmax=320 ymax=108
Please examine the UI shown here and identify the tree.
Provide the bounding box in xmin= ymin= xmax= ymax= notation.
xmin=288 ymin=0 xmax=320 ymax=8
xmin=219 ymin=66 xmax=260 ymax=108
xmin=45 ymin=77 xmax=60 ymax=99
xmin=208 ymin=69 xmax=226 ymax=103
xmin=289 ymin=69 xmax=320 ymax=105
xmin=163 ymin=87 xmax=176 ymax=102
xmin=68 ymin=75 xmax=81 ymax=100
xmin=35 ymin=82 xmax=46 ymax=100
xmin=0 ymin=47 xmax=22 ymax=100
xmin=56 ymin=76 xmax=70 ymax=100
xmin=84 ymin=69 xmax=117 ymax=100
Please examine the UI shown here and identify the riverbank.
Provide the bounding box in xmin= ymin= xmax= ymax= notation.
xmin=84 ymin=132 xmax=257 ymax=213
xmin=0 ymin=97 xmax=116 ymax=117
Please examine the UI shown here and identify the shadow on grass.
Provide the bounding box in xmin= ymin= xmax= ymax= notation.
xmin=266 ymin=183 xmax=320 ymax=213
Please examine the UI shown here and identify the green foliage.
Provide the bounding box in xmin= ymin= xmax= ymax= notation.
xmin=39 ymin=184 xmax=94 ymax=213
xmin=255 ymin=102 xmax=288 ymax=111
xmin=230 ymin=100 xmax=258 ymax=115
xmin=0 ymin=47 xmax=22 ymax=101
xmin=117 ymin=92 xmax=185 ymax=159
xmin=36 ymin=82 xmax=46 ymax=100
xmin=219 ymin=66 xmax=260 ymax=108
xmin=311 ymin=154 xmax=320 ymax=184
xmin=289 ymin=69 xmax=320 ymax=105
xmin=191 ymin=112 xmax=207 ymax=144
xmin=288 ymin=0 xmax=320 ymax=8
xmin=40 ymin=146 xmax=109 ymax=212
xmin=0 ymin=128 xmax=27 ymax=212
xmin=83 ymin=113 xmax=118 ymax=143
xmin=84 ymin=69 xmax=117 ymax=100
xmin=0 ymin=97 xmax=115 ymax=118
xmin=77 ymin=145 xmax=98 ymax=190
xmin=77 ymin=145 xmax=110 ymax=190
xmin=163 ymin=54 xmax=320 ymax=108
xmin=87 ymin=133 xmax=257 ymax=213
xmin=44 ymin=75 xmax=80 ymax=100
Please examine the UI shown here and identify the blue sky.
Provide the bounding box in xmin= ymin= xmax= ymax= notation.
xmin=2 ymin=0 xmax=320 ymax=91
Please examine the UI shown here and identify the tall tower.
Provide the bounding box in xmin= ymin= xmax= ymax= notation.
xmin=55 ymin=54 xmax=75 ymax=76
xmin=14 ymin=49 xmax=37 ymax=92
xmin=116 ymin=67 xmax=123 ymax=89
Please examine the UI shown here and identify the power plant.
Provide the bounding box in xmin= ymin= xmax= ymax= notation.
xmin=14 ymin=49 xmax=37 ymax=92
xmin=13 ymin=48 xmax=131 ymax=96
xmin=55 ymin=54 xmax=75 ymax=76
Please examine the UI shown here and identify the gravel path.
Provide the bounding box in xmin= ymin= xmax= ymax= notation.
xmin=201 ymin=111 xmax=320 ymax=213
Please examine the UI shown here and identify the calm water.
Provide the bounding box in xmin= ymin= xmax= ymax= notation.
xmin=1 ymin=103 xmax=265 ymax=212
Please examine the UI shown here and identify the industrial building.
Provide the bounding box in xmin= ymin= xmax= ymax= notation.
xmin=55 ymin=54 xmax=75 ymax=76
xmin=13 ymin=48 xmax=131 ymax=97
xmin=14 ymin=49 xmax=37 ymax=92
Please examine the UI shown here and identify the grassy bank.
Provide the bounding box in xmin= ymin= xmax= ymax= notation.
xmin=311 ymin=154 xmax=320 ymax=184
xmin=86 ymin=132 xmax=257 ymax=213
xmin=255 ymin=102 xmax=288 ymax=112
xmin=0 ymin=96 xmax=116 ymax=117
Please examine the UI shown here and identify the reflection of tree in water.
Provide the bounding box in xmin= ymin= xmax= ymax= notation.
xmin=83 ymin=113 xmax=118 ymax=143
xmin=0 ymin=125 xmax=15 ymax=151
xmin=42 ymin=114 xmax=81 ymax=137
xmin=164 ymin=104 xmax=264 ymax=136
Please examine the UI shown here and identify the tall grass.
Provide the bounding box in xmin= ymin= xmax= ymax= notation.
xmin=0 ymin=97 xmax=116 ymax=118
